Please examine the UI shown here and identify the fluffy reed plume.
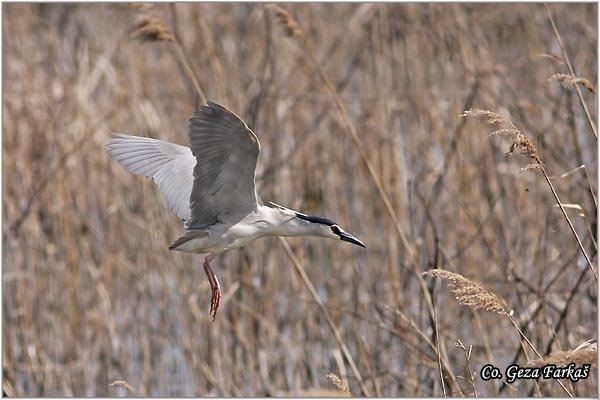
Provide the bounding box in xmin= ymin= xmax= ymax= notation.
xmin=546 ymin=4 xmax=597 ymax=140
xmin=462 ymin=109 xmax=542 ymax=168
xmin=132 ymin=14 xmax=173 ymax=42
xmin=128 ymin=4 xmax=206 ymax=103
xmin=463 ymin=108 xmax=597 ymax=279
xmin=424 ymin=269 xmax=558 ymax=390
xmin=527 ymin=339 xmax=597 ymax=368
xmin=268 ymin=4 xmax=303 ymax=38
xmin=109 ymin=380 xmax=136 ymax=392
xmin=2 ymin=378 xmax=14 ymax=397
xmin=423 ymin=270 xmax=508 ymax=315
xmin=326 ymin=373 xmax=351 ymax=394
xmin=550 ymin=73 xmax=597 ymax=94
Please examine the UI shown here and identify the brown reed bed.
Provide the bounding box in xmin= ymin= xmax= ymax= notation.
xmin=2 ymin=3 xmax=597 ymax=397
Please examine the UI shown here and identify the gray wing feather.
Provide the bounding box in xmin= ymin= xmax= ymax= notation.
xmin=106 ymin=134 xmax=195 ymax=222
xmin=187 ymin=102 xmax=260 ymax=228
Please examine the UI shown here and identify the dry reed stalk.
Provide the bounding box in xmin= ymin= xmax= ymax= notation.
xmin=558 ymin=203 xmax=597 ymax=250
xmin=6 ymin=3 xmax=596 ymax=396
xmin=552 ymin=164 xmax=597 ymax=208
xmin=463 ymin=108 xmax=597 ymax=280
xmin=268 ymin=4 xmax=414 ymax=259
xmin=130 ymin=5 xmax=207 ymax=105
xmin=276 ymin=236 xmax=371 ymax=397
xmin=268 ymin=4 xmax=439 ymax=362
xmin=545 ymin=4 xmax=597 ymax=140
xmin=550 ymin=73 xmax=597 ymax=94
xmin=7 ymin=115 xmax=107 ymax=235
xmin=268 ymin=6 xmax=480 ymax=395
xmin=542 ymin=264 xmax=597 ymax=362
xmin=455 ymin=340 xmax=477 ymax=397
xmin=385 ymin=305 xmax=464 ymax=395
xmin=433 ymin=305 xmax=447 ymax=397
xmin=424 ymin=269 xmax=573 ymax=396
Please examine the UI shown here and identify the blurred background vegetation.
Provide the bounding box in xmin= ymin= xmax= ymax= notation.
xmin=2 ymin=3 xmax=597 ymax=397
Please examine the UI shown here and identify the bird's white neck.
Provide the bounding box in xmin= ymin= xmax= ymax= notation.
xmin=256 ymin=205 xmax=326 ymax=238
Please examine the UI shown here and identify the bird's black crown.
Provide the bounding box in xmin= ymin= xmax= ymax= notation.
xmin=296 ymin=213 xmax=337 ymax=226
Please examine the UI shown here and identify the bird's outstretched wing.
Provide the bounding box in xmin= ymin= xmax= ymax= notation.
xmin=187 ymin=102 xmax=261 ymax=229
xmin=106 ymin=134 xmax=195 ymax=222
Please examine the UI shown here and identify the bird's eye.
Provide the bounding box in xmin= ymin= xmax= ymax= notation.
xmin=330 ymin=225 xmax=340 ymax=234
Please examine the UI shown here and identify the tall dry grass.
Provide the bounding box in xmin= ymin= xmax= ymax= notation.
xmin=2 ymin=3 xmax=597 ymax=397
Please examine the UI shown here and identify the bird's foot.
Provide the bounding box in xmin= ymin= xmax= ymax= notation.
xmin=203 ymin=253 xmax=221 ymax=321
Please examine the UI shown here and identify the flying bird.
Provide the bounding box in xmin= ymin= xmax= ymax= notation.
xmin=107 ymin=102 xmax=365 ymax=320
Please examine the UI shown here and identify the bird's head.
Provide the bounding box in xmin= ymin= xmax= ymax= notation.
xmin=295 ymin=213 xmax=366 ymax=248
xmin=269 ymin=202 xmax=366 ymax=248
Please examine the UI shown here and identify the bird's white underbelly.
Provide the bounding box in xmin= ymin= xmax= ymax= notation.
xmin=219 ymin=223 xmax=269 ymax=252
xmin=173 ymin=219 xmax=270 ymax=255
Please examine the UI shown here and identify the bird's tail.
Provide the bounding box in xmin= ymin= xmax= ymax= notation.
xmin=169 ymin=231 xmax=209 ymax=252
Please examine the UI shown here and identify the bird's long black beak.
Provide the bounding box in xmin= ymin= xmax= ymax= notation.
xmin=339 ymin=232 xmax=366 ymax=248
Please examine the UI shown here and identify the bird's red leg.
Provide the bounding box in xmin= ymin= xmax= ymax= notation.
xmin=203 ymin=252 xmax=221 ymax=321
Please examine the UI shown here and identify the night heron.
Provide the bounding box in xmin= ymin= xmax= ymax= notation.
xmin=107 ymin=102 xmax=365 ymax=320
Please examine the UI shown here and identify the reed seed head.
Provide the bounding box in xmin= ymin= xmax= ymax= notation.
xmin=326 ymin=373 xmax=351 ymax=394
xmin=550 ymin=73 xmax=597 ymax=94
xmin=269 ymin=5 xmax=303 ymax=38
xmin=109 ymin=380 xmax=136 ymax=392
xmin=424 ymin=269 xmax=508 ymax=315
xmin=527 ymin=339 xmax=597 ymax=368
xmin=462 ymin=108 xmax=543 ymax=168
xmin=132 ymin=14 xmax=174 ymax=42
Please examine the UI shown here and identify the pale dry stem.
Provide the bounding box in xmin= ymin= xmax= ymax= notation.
xmin=129 ymin=4 xmax=207 ymax=104
xmin=456 ymin=340 xmax=477 ymax=397
xmin=276 ymin=236 xmax=371 ymax=397
xmin=463 ymin=108 xmax=597 ymax=279
xmin=545 ymin=4 xmax=597 ymax=139
xmin=426 ymin=270 xmax=573 ymax=396
xmin=270 ymin=8 xmax=460 ymax=396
